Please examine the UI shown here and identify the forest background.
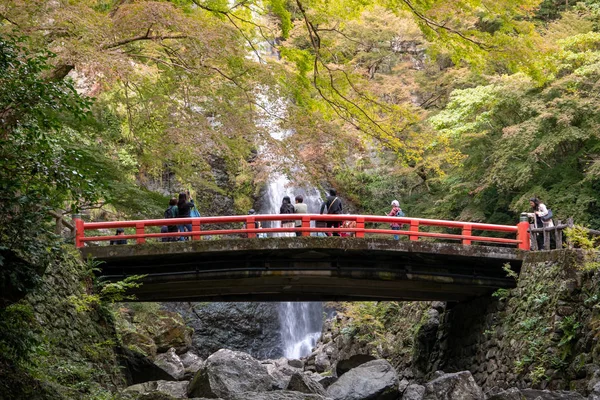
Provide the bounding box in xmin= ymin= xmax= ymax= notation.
xmin=2 ymin=0 xmax=600 ymax=327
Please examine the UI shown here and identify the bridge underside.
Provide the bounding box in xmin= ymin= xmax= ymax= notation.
xmin=82 ymin=238 xmax=523 ymax=302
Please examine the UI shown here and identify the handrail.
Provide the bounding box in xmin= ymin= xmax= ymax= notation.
xmin=74 ymin=214 xmax=531 ymax=250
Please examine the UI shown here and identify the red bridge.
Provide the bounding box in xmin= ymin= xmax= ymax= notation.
xmin=77 ymin=215 xmax=530 ymax=302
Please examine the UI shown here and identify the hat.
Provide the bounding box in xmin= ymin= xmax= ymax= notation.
xmin=391 ymin=200 xmax=399 ymax=207
xmin=248 ymin=209 xmax=256 ymax=215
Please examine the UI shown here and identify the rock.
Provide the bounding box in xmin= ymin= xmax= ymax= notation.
xmin=486 ymin=387 xmax=523 ymax=400
xmin=155 ymin=348 xmax=185 ymax=380
xmin=289 ymin=359 xmax=305 ymax=369
xmin=286 ymin=372 xmax=327 ymax=396
xmin=180 ymin=351 xmax=204 ymax=379
xmin=121 ymin=330 xmax=158 ymax=358
xmin=326 ymin=359 xmax=399 ymax=400
xmin=150 ymin=311 xmax=193 ymax=353
xmin=317 ymin=376 xmax=338 ymax=389
xmin=315 ymin=352 xmax=331 ymax=373
xmin=422 ymin=371 xmax=483 ymax=400
xmin=163 ymin=302 xmax=284 ymax=359
xmin=590 ymin=381 xmax=600 ymax=400
xmin=398 ymin=378 xmax=410 ymax=394
xmin=403 ymin=384 xmax=425 ymax=400
xmin=335 ymin=354 xmax=376 ymax=377
xmin=519 ymin=389 xmax=585 ymax=399
xmin=187 ymin=349 xmax=275 ymax=398
xmin=229 ymin=391 xmax=329 ymax=400
xmin=263 ymin=358 xmax=304 ymax=389
xmin=125 ymin=380 xmax=189 ymax=398
xmin=118 ymin=347 xmax=177 ymax=385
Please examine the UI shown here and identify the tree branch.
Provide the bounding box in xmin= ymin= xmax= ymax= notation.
xmin=103 ymin=34 xmax=189 ymax=49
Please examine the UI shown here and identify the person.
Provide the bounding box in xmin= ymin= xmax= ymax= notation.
xmin=160 ymin=225 xmax=170 ymax=242
xmin=293 ymin=195 xmax=308 ymax=237
xmin=320 ymin=189 xmax=343 ymax=236
xmin=177 ymin=191 xmax=195 ymax=240
xmin=527 ymin=197 xmax=554 ymax=249
xmin=388 ymin=200 xmax=404 ymax=240
xmin=164 ymin=197 xmax=179 ymax=242
xmin=280 ymin=196 xmax=296 ymax=237
xmin=109 ymin=228 xmax=127 ymax=245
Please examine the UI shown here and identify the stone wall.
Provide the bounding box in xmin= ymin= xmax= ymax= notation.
xmin=313 ymin=249 xmax=600 ymax=396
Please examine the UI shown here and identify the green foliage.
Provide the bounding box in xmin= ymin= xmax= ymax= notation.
xmin=564 ymin=225 xmax=600 ymax=270
xmin=0 ymin=303 xmax=39 ymax=366
xmin=557 ymin=315 xmax=581 ymax=360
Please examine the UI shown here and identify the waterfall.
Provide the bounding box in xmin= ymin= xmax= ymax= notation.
xmin=278 ymin=302 xmax=323 ymax=359
xmin=255 ymin=87 xmax=324 ymax=358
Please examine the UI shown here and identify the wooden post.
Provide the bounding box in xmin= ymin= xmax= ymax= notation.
xmin=192 ymin=219 xmax=201 ymax=241
xmin=409 ymin=220 xmax=419 ymax=241
xmin=566 ymin=217 xmax=574 ymax=249
xmin=517 ymin=221 xmax=530 ymax=251
xmin=529 ymin=223 xmax=538 ymax=251
xmin=74 ymin=215 xmax=84 ymax=248
xmin=555 ymin=220 xmax=562 ymax=249
xmin=301 ymin=216 xmax=310 ymax=237
xmin=136 ymin=222 xmax=145 ymax=244
xmin=462 ymin=225 xmax=472 ymax=245
xmin=247 ymin=216 xmax=256 ymax=238
xmin=543 ymin=227 xmax=550 ymax=250
xmin=355 ymin=217 xmax=364 ymax=238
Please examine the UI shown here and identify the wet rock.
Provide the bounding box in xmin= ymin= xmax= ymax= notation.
xmin=125 ymin=380 xmax=189 ymax=398
xmin=187 ymin=349 xmax=275 ymax=398
xmin=486 ymin=387 xmax=523 ymax=400
xmin=422 ymin=371 xmax=483 ymax=400
xmin=263 ymin=358 xmax=304 ymax=390
xmin=289 ymin=359 xmax=305 ymax=369
xmin=155 ymin=348 xmax=185 ymax=380
xmin=327 ymin=359 xmax=399 ymax=400
xmin=118 ymin=347 xmax=177 ymax=385
xmin=163 ymin=302 xmax=283 ymax=359
xmin=335 ymin=354 xmax=376 ymax=377
xmin=286 ymin=372 xmax=327 ymax=396
xmin=403 ymin=384 xmax=425 ymax=400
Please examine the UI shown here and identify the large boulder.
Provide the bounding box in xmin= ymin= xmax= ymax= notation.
xmin=148 ymin=311 xmax=193 ymax=353
xmin=163 ymin=302 xmax=283 ymax=359
xmin=286 ymin=372 xmax=327 ymax=396
xmin=121 ymin=330 xmax=158 ymax=358
xmin=422 ymin=371 xmax=483 ymax=400
xmin=118 ymin=347 xmax=177 ymax=385
xmin=326 ymin=359 xmax=399 ymax=400
xmin=519 ymin=389 xmax=585 ymax=399
xmin=154 ymin=348 xmax=185 ymax=380
xmin=263 ymin=358 xmax=304 ymax=390
xmin=124 ymin=380 xmax=189 ymax=398
xmin=486 ymin=388 xmax=523 ymax=400
xmin=187 ymin=349 xmax=275 ymax=398
xmin=336 ymin=354 xmax=376 ymax=377
xmin=229 ymin=392 xmax=330 ymax=400
xmin=403 ymin=384 xmax=425 ymax=400
xmin=180 ymin=351 xmax=204 ymax=379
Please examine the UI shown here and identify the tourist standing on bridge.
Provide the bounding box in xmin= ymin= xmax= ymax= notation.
xmin=109 ymin=228 xmax=127 ymax=245
xmin=320 ymin=189 xmax=343 ymax=236
xmin=294 ymin=195 xmax=308 ymax=237
xmin=280 ymin=196 xmax=296 ymax=237
xmin=164 ymin=197 xmax=179 ymax=242
xmin=527 ymin=197 xmax=554 ymax=249
xmin=177 ymin=191 xmax=195 ymax=240
xmin=388 ymin=200 xmax=404 ymax=240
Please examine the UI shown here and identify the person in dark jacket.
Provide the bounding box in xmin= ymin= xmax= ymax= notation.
xmin=280 ymin=196 xmax=296 ymax=237
xmin=177 ymin=191 xmax=195 ymax=240
xmin=164 ymin=197 xmax=179 ymax=241
xmin=109 ymin=228 xmax=127 ymax=245
xmin=320 ymin=189 xmax=343 ymax=236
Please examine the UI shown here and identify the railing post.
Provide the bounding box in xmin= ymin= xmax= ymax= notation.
xmin=355 ymin=217 xmax=364 ymax=238
xmin=543 ymin=227 xmax=550 ymax=250
xmin=517 ymin=220 xmax=530 ymax=251
xmin=136 ymin=222 xmax=145 ymax=244
xmin=74 ymin=214 xmax=84 ymax=248
xmin=301 ymin=216 xmax=310 ymax=237
xmin=247 ymin=216 xmax=256 ymax=238
xmin=192 ymin=219 xmax=201 ymax=241
xmin=409 ymin=220 xmax=419 ymax=241
xmin=462 ymin=224 xmax=472 ymax=245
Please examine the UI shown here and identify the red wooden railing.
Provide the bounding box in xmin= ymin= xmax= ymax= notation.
xmin=74 ymin=214 xmax=530 ymax=250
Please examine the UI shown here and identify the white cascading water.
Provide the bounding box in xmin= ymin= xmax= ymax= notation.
xmin=255 ymin=87 xmax=324 ymax=358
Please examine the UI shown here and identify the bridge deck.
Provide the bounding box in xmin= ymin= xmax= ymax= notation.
xmin=83 ymin=237 xmax=524 ymax=302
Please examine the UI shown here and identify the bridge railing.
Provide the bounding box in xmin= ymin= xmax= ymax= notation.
xmin=75 ymin=214 xmax=530 ymax=250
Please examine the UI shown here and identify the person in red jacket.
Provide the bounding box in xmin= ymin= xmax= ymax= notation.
xmin=387 ymin=200 xmax=404 ymax=240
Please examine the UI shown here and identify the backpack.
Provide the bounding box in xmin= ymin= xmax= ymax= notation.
xmin=164 ymin=206 xmax=177 ymax=219
xmin=395 ymin=209 xmax=405 ymax=217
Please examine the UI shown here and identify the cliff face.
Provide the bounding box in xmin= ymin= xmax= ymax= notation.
xmin=312 ymin=250 xmax=600 ymax=396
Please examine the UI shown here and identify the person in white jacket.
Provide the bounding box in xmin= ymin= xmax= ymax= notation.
xmin=527 ymin=197 xmax=554 ymax=249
